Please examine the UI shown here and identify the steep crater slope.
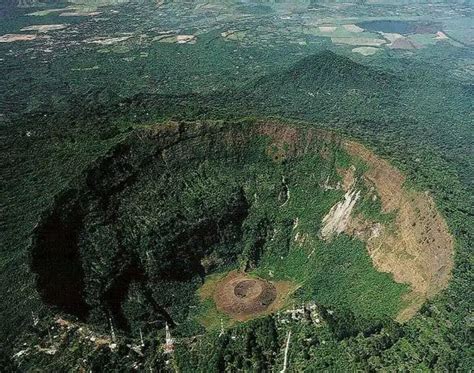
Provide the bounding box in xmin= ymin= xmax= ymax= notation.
xmin=30 ymin=120 xmax=453 ymax=335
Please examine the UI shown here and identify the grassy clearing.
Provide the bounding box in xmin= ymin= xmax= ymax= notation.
xmin=196 ymin=270 xmax=298 ymax=330
xmin=196 ymin=298 xmax=234 ymax=331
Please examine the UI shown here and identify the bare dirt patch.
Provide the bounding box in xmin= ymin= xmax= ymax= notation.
xmin=435 ymin=31 xmax=449 ymax=40
xmin=209 ymin=271 xmax=295 ymax=321
xmin=337 ymin=165 xmax=356 ymax=192
xmin=256 ymin=122 xmax=340 ymax=163
xmin=352 ymin=46 xmax=379 ymax=56
xmin=343 ymin=24 xmax=364 ymax=33
xmin=20 ymin=24 xmax=68 ymax=33
xmin=345 ymin=141 xmax=405 ymax=213
xmin=319 ymin=26 xmax=337 ymax=33
xmin=214 ymin=272 xmax=276 ymax=320
xmin=389 ymin=38 xmax=421 ymax=50
xmin=153 ymin=34 xmax=196 ymax=44
xmin=0 ymin=34 xmax=37 ymax=42
xmin=85 ymin=36 xmax=131 ymax=45
xmin=344 ymin=140 xmax=454 ymax=321
xmin=257 ymin=122 xmax=300 ymax=162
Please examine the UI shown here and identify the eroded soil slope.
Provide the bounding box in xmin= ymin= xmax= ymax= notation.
xmin=343 ymin=141 xmax=454 ymax=320
xmin=259 ymin=121 xmax=454 ymax=321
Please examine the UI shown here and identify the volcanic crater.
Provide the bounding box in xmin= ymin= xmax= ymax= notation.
xmin=29 ymin=120 xmax=453 ymax=331
xmin=214 ymin=272 xmax=277 ymax=319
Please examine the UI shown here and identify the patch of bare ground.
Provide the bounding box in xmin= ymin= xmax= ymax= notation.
xmin=20 ymin=24 xmax=68 ymax=32
xmin=85 ymin=36 xmax=131 ymax=45
xmin=0 ymin=34 xmax=37 ymax=42
xmin=337 ymin=165 xmax=356 ymax=192
xmin=344 ymin=141 xmax=454 ymax=321
xmin=257 ymin=122 xmax=300 ymax=162
xmin=320 ymin=189 xmax=360 ymax=239
xmin=255 ymin=122 xmax=341 ymax=162
xmin=209 ymin=271 xmax=296 ymax=321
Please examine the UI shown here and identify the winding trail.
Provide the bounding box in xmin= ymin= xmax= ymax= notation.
xmin=280 ymin=330 xmax=291 ymax=373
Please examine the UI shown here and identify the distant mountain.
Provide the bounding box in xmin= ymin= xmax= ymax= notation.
xmin=224 ymin=50 xmax=399 ymax=122
xmin=252 ymin=50 xmax=395 ymax=93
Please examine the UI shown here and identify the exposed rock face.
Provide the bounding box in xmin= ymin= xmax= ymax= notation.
xmin=320 ymin=189 xmax=360 ymax=239
xmin=317 ymin=138 xmax=454 ymax=321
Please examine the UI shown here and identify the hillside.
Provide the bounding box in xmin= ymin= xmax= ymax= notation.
xmin=4 ymin=120 xmax=456 ymax=371
xmin=0 ymin=47 xmax=472 ymax=371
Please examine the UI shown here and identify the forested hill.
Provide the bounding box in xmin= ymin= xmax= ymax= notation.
xmin=228 ymin=50 xmax=399 ymax=121
xmin=4 ymin=50 xmax=469 ymax=185
xmin=251 ymin=50 xmax=397 ymax=93
xmin=0 ymin=40 xmax=472 ymax=370
xmin=215 ymin=51 xmax=472 ymax=188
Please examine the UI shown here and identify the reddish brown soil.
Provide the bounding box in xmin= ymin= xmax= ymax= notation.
xmin=344 ymin=140 xmax=454 ymax=321
xmin=214 ymin=272 xmax=277 ymax=320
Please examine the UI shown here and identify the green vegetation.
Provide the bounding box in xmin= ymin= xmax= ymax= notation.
xmin=256 ymin=234 xmax=407 ymax=318
xmin=0 ymin=2 xmax=472 ymax=368
xmin=31 ymin=121 xmax=407 ymax=334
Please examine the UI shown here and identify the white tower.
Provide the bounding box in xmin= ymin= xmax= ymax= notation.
xmin=163 ymin=323 xmax=174 ymax=354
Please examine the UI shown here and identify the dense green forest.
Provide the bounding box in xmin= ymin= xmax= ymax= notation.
xmin=0 ymin=6 xmax=473 ymax=367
